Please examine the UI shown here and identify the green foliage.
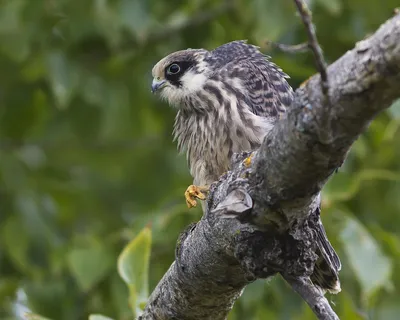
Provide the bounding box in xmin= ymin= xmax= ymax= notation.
xmin=117 ymin=226 xmax=152 ymax=318
xmin=23 ymin=313 xmax=52 ymax=320
xmin=88 ymin=315 xmax=115 ymax=320
xmin=67 ymin=242 xmax=115 ymax=292
xmin=0 ymin=0 xmax=399 ymax=319
xmin=340 ymin=214 xmax=392 ymax=300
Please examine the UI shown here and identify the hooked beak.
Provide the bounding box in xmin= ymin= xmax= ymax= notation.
xmin=151 ymin=79 xmax=166 ymax=93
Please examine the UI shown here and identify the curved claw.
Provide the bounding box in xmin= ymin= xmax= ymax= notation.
xmin=184 ymin=185 xmax=208 ymax=208
xmin=243 ymin=154 xmax=254 ymax=167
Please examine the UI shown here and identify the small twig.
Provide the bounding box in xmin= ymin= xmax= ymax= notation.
xmin=293 ymin=0 xmax=329 ymax=93
xmin=283 ymin=275 xmax=339 ymax=320
xmin=266 ymin=41 xmax=309 ymax=54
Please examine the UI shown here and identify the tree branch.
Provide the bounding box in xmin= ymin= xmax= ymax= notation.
xmin=140 ymin=14 xmax=400 ymax=320
xmin=293 ymin=0 xmax=329 ymax=92
xmin=283 ymin=275 xmax=339 ymax=320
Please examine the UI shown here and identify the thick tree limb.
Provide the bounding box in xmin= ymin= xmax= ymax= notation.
xmin=140 ymin=14 xmax=400 ymax=320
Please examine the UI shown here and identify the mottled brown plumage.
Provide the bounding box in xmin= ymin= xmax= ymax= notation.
xmin=151 ymin=40 xmax=340 ymax=293
xmin=152 ymin=41 xmax=292 ymax=187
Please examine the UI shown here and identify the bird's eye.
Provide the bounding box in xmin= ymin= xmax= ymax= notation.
xmin=167 ymin=64 xmax=181 ymax=75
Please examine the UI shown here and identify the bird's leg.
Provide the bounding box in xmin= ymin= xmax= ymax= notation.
xmin=185 ymin=185 xmax=209 ymax=208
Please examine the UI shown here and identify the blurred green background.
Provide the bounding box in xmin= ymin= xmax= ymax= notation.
xmin=1 ymin=0 xmax=400 ymax=319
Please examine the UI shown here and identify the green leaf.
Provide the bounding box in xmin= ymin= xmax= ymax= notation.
xmin=382 ymin=119 xmax=400 ymax=141
xmin=118 ymin=0 xmax=151 ymax=39
xmin=375 ymin=298 xmax=400 ymax=320
xmin=45 ymin=51 xmax=78 ymax=109
xmin=324 ymin=169 xmax=400 ymax=203
xmin=252 ymin=0 xmax=289 ymax=42
xmin=315 ymin=0 xmax=342 ymax=15
xmin=0 ymin=1 xmax=30 ymax=62
xmin=92 ymin=0 xmax=121 ymax=47
xmin=388 ymin=98 xmax=400 ymax=119
xmin=0 ymin=278 xmax=19 ymax=302
xmin=100 ymin=84 xmax=131 ymax=140
xmin=340 ymin=214 xmax=392 ymax=301
xmin=117 ymin=226 xmax=152 ymax=317
xmin=1 ymin=215 xmax=32 ymax=275
xmin=67 ymin=243 xmax=114 ymax=292
xmin=336 ymin=291 xmax=365 ymax=320
xmin=110 ymin=273 xmax=131 ymax=318
xmin=23 ymin=313 xmax=52 ymax=320
xmin=88 ymin=315 xmax=115 ymax=320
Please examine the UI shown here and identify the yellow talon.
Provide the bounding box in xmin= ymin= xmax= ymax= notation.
xmin=243 ymin=154 xmax=253 ymax=167
xmin=184 ymin=185 xmax=208 ymax=208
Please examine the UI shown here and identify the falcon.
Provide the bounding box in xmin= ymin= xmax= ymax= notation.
xmin=151 ymin=40 xmax=341 ymax=293
xmin=152 ymin=41 xmax=292 ymax=207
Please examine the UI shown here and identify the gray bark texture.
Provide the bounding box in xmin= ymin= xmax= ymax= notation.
xmin=139 ymin=14 xmax=400 ymax=320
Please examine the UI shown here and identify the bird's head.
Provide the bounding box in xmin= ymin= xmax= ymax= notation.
xmin=151 ymin=48 xmax=210 ymax=107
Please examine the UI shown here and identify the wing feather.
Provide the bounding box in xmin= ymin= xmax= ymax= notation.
xmin=205 ymin=40 xmax=294 ymax=119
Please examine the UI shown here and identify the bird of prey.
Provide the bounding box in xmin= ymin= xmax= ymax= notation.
xmin=151 ymin=40 xmax=341 ymax=293
xmin=152 ymin=41 xmax=292 ymax=206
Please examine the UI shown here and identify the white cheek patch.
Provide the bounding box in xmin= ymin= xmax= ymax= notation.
xmin=180 ymin=70 xmax=207 ymax=93
xmin=159 ymin=70 xmax=208 ymax=107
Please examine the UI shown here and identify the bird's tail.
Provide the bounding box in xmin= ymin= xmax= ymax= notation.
xmin=310 ymin=209 xmax=341 ymax=294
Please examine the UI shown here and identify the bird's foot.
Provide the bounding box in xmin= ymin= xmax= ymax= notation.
xmin=243 ymin=153 xmax=254 ymax=167
xmin=185 ymin=185 xmax=208 ymax=208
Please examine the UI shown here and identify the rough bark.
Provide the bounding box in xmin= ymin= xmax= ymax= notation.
xmin=139 ymin=14 xmax=400 ymax=320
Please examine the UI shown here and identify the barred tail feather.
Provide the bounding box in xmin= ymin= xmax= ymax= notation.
xmin=310 ymin=208 xmax=341 ymax=294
